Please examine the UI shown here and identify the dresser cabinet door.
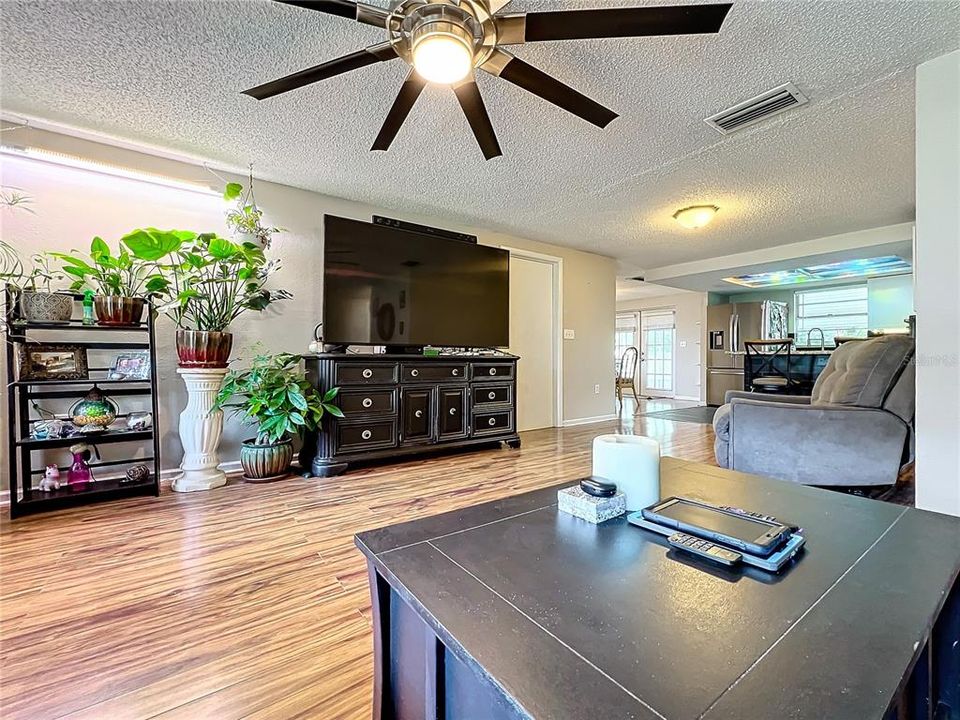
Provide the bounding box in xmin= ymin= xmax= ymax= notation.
xmin=401 ymin=389 xmax=434 ymax=445
xmin=438 ymin=387 xmax=469 ymax=440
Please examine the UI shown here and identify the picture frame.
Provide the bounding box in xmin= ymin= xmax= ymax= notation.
xmin=108 ymin=351 xmax=151 ymax=381
xmin=17 ymin=344 xmax=89 ymax=381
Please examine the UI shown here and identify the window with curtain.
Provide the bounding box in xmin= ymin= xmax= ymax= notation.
xmin=795 ymin=285 xmax=869 ymax=347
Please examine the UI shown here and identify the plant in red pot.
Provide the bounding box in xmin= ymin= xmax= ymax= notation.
xmin=151 ymin=233 xmax=290 ymax=368
xmin=213 ymin=352 xmax=342 ymax=482
xmin=53 ymin=233 xmax=183 ymax=326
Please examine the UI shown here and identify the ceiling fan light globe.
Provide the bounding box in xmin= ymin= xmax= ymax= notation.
xmin=412 ymin=34 xmax=473 ymax=85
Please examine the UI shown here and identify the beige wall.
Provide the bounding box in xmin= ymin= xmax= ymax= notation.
xmin=0 ymin=124 xmax=616 ymax=489
xmin=616 ymin=292 xmax=707 ymax=403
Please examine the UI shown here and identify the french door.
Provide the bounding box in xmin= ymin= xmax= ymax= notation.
xmin=640 ymin=310 xmax=676 ymax=398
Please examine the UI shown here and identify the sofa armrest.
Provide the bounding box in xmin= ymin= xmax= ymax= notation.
xmin=723 ymin=390 xmax=811 ymax=405
xmin=727 ymin=400 xmax=909 ymax=487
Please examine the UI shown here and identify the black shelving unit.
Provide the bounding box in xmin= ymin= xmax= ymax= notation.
xmin=4 ymin=288 xmax=161 ymax=519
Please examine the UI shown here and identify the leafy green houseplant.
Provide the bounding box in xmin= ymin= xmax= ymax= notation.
xmin=146 ymin=231 xmax=291 ymax=368
xmin=214 ymin=352 xmax=342 ymax=481
xmin=52 ymin=232 xmax=183 ymax=326
xmin=224 ymin=179 xmax=283 ymax=250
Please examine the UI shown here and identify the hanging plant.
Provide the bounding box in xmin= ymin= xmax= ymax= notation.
xmin=224 ymin=166 xmax=284 ymax=250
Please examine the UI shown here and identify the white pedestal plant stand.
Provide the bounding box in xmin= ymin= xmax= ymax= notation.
xmin=172 ymin=367 xmax=228 ymax=493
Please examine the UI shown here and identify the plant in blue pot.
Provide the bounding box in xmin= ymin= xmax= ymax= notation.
xmin=213 ymin=352 xmax=342 ymax=483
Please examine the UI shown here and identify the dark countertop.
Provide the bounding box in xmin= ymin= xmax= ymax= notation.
xmin=356 ymin=458 xmax=960 ymax=720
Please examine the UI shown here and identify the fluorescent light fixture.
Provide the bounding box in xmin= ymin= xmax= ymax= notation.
xmin=722 ymin=256 xmax=913 ymax=288
xmin=673 ymin=204 xmax=719 ymax=229
xmin=0 ymin=145 xmax=218 ymax=195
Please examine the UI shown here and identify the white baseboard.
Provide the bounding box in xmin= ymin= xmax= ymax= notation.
xmin=1 ymin=461 xmax=245 ymax=507
xmin=562 ymin=413 xmax=618 ymax=427
xmin=674 ymin=395 xmax=705 ymax=404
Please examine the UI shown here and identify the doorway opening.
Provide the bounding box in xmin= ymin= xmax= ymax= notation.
xmin=640 ymin=309 xmax=677 ymax=398
xmin=502 ymin=247 xmax=563 ymax=431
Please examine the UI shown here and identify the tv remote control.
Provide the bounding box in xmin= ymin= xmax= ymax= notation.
xmin=668 ymin=532 xmax=742 ymax=566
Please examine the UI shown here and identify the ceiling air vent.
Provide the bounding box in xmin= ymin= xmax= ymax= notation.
xmin=704 ymin=82 xmax=808 ymax=135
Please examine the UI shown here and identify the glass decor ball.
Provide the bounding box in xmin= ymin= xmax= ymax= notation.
xmin=70 ymin=385 xmax=118 ymax=428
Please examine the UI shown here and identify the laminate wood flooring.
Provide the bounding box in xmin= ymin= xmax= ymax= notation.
xmin=0 ymin=416 xmax=715 ymax=719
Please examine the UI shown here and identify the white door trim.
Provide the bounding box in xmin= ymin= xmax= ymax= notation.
xmin=499 ymin=246 xmax=563 ymax=428
xmin=640 ymin=307 xmax=678 ymax=399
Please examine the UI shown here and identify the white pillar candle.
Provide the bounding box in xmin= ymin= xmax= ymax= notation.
xmin=173 ymin=368 xmax=228 ymax=493
xmin=592 ymin=435 xmax=661 ymax=511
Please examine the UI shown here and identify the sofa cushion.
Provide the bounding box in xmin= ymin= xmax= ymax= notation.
xmin=811 ymin=335 xmax=915 ymax=409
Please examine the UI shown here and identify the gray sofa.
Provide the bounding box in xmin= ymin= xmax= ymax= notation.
xmin=713 ymin=335 xmax=915 ymax=487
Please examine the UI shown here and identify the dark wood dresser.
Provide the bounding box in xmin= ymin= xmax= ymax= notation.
xmin=300 ymin=353 xmax=520 ymax=477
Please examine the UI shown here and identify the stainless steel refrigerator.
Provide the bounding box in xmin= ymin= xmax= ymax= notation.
xmin=706 ymin=301 xmax=789 ymax=405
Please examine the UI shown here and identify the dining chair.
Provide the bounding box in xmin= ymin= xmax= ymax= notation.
xmin=616 ymin=346 xmax=640 ymax=410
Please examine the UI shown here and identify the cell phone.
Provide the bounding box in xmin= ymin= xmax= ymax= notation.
xmin=641 ymin=497 xmax=791 ymax=557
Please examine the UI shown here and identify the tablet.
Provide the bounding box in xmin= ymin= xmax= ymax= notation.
xmin=641 ymin=497 xmax=792 ymax=557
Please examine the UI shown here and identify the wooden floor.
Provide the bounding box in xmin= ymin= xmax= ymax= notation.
xmin=0 ymin=413 xmax=714 ymax=720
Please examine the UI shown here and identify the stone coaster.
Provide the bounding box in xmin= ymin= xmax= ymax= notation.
xmin=557 ymin=485 xmax=627 ymax=524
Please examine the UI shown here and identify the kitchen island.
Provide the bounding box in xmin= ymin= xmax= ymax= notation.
xmin=743 ymin=347 xmax=832 ymax=394
xmin=355 ymin=458 xmax=960 ymax=720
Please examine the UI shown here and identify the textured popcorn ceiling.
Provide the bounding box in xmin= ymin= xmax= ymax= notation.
xmin=1 ymin=0 xmax=958 ymax=275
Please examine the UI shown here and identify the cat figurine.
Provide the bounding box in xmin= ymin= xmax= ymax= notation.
xmin=39 ymin=465 xmax=61 ymax=492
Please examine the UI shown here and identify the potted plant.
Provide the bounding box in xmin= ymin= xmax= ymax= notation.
xmin=0 ymin=192 xmax=73 ymax=324
xmin=224 ymin=173 xmax=283 ymax=250
xmin=214 ymin=352 xmax=342 ymax=482
xmin=17 ymin=253 xmax=73 ymax=323
xmin=148 ymin=231 xmax=291 ymax=367
xmin=52 ymin=233 xmax=181 ymax=326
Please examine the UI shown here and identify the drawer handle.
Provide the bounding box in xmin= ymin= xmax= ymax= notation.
xmin=362 ymin=398 xmax=373 ymax=408
xmin=415 ymin=410 xmax=423 ymax=418
xmin=411 ymin=369 xmax=420 ymax=378
xmin=362 ymin=368 xmax=373 ymax=379
xmin=488 ymin=417 xmax=497 ymax=427
xmin=361 ymin=429 xmax=373 ymax=440
xmin=449 ymin=408 xmax=457 ymax=416
xmin=489 ymin=368 xmax=497 ymax=376
xmin=488 ymin=391 xmax=496 ymax=400
xmin=452 ymin=369 xmax=459 ymax=376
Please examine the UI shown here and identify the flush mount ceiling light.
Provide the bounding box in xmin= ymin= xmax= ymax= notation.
xmin=673 ymin=204 xmax=720 ymax=229
xmin=242 ymin=0 xmax=733 ymax=160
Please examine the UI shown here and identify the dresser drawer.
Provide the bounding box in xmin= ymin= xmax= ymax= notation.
xmin=337 ymin=420 xmax=398 ymax=453
xmin=472 ymin=410 xmax=515 ymax=437
xmin=338 ymin=388 xmax=397 ymax=417
xmin=402 ymin=364 xmax=468 ymax=383
xmin=471 ymin=363 xmax=514 ymax=381
xmin=473 ymin=384 xmax=513 ymax=407
xmin=335 ymin=362 xmax=399 ymax=386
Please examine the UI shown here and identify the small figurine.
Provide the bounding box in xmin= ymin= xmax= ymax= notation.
xmin=126 ymin=412 xmax=153 ymax=431
xmin=39 ymin=465 xmax=61 ymax=492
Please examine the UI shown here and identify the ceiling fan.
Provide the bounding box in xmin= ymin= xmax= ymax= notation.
xmin=243 ymin=0 xmax=733 ymax=159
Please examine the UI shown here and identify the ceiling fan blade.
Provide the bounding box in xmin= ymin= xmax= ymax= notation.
xmin=273 ymin=0 xmax=389 ymax=28
xmin=372 ymin=71 xmax=428 ymax=152
xmin=243 ymin=42 xmax=395 ymax=100
xmin=497 ymin=3 xmax=732 ymax=43
xmin=453 ymin=79 xmax=502 ymax=160
xmin=481 ymin=50 xmax=617 ymax=129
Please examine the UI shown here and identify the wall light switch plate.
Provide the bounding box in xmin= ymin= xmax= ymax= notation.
xmin=680 ymin=340 xmax=687 ymax=348
xmin=594 ymin=384 xmax=600 ymax=394
xmin=563 ymin=329 xmax=576 ymax=340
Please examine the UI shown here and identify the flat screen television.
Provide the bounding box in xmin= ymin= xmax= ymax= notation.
xmin=323 ymin=215 xmax=510 ymax=348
